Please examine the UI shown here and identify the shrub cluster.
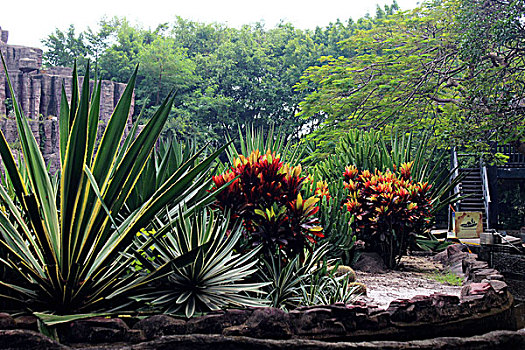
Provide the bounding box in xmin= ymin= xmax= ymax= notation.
xmin=342 ymin=162 xmax=433 ymax=268
xmin=212 ymin=149 xmax=323 ymax=258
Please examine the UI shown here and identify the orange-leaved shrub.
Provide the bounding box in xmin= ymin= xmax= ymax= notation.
xmin=212 ymin=149 xmax=323 ymax=258
xmin=342 ymin=162 xmax=433 ymax=268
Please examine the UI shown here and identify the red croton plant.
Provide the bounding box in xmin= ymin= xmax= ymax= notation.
xmin=342 ymin=162 xmax=433 ymax=268
xmin=212 ymin=150 xmax=323 ymax=258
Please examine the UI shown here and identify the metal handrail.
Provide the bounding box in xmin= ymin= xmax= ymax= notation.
xmin=452 ymin=147 xmax=460 ymax=208
xmin=481 ymin=160 xmax=491 ymax=230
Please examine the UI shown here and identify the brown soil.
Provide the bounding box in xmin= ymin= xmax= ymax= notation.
xmin=356 ymin=255 xmax=464 ymax=309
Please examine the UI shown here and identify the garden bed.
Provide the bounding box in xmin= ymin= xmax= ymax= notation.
xmin=0 ymin=245 xmax=522 ymax=349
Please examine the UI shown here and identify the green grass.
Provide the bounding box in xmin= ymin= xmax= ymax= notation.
xmin=426 ymin=271 xmax=464 ymax=286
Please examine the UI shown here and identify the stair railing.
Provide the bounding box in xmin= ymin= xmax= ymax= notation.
xmin=480 ymin=159 xmax=491 ymax=230
xmin=452 ymin=147 xmax=461 ymax=209
xmin=449 ymin=147 xmax=461 ymax=231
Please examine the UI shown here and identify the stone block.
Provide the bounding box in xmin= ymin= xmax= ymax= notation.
xmin=133 ymin=315 xmax=186 ymax=339
xmin=13 ymin=316 xmax=38 ymax=331
xmin=0 ymin=330 xmax=67 ymax=350
xmin=63 ymin=317 xmax=129 ymax=343
xmin=0 ymin=313 xmax=15 ymax=330
xmin=223 ymin=308 xmax=292 ymax=339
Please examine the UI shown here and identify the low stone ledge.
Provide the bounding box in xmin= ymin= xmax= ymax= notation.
xmin=75 ymin=329 xmax=525 ymax=350
xmin=0 ymin=329 xmax=67 ymax=350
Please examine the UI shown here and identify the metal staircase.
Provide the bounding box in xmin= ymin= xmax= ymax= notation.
xmin=457 ymin=167 xmax=488 ymax=230
xmin=450 ymin=144 xmax=525 ymax=232
xmin=450 ymin=148 xmax=491 ymax=231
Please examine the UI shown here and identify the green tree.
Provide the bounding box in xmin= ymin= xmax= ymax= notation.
xmin=297 ymin=0 xmax=525 ymax=157
xmin=42 ymin=25 xmax=90 ymax=68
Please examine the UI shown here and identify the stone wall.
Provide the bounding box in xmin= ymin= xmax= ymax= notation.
xmin=0 ymin=26 xmax=133 ymax=172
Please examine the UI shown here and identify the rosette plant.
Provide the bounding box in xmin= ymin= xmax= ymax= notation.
xmin=0 ymin=56 xmax=225 ymax=316
xmin=132 ymin=209 xmax=267 ymax=318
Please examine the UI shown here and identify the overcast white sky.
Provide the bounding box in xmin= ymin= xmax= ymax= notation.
xmin=1 ymin=0 xmax=420 ymax=48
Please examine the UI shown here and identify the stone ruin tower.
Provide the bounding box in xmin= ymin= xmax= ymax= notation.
xmin=0 ymin=26 xmax=133 ymax=173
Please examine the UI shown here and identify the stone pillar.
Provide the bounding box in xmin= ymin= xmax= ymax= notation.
xmin=29 ymin=75 xmax=42 ymax=119
xmin=43 ymin=120 xmax=54 ymax=155
xmin=100 ymin=80 xmax=115 ymax=123
xmin=7 ymin=71 xmax=22 ymax=113
xmin=29 ymin=120 xmax=40 ymax=146
xmin=60 ymin=75 xmax=73 ymax=112
xmin=20 ymin=73 xmax=31 ymax=118
xmin=39 ymin=75 xmax=50 ymax=117
xmin=0 ymin=28 xmax=8 ymax=44
xmin=0 ymin=72 xmax=5 ymax=115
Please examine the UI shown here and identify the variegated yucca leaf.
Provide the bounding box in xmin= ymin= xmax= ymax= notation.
xmin=0 ymin=55 xmax=226 ymax=315
xmin=132 ymin=209 xmax=267 ymax=318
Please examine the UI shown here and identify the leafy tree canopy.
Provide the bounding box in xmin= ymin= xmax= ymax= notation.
xmin=296 ymin=0 xmax=525 ymax=158
xmin=41 ymin=15 xmax=364 ymax=144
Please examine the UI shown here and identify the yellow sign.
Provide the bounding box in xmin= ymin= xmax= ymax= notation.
xmin=453 ymin=212 xmax=483 ymax=238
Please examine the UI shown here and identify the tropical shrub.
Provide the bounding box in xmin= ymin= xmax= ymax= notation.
xmin=309 ymin=129 xmax=463 ymax=220
xmin=0 ymin=57 xmax=225 ymax=316
xmin=342 ymin=162 xmax=433 ymax=268
xmin=131 ymin=209 xmax=267 ymax=318
xmin=212 ymin=149 xmax=323 ymax=258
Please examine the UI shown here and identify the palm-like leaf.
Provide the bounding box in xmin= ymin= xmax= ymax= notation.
xmin=225 ymin=125 xmax=304 ymax=168
xmin=0 ymin=56 xmax=225 ymax=315
xmin=312 ymin=129 xmax=463 ymax=216
xmin=134 ymin=209 xmax=267 ymax=318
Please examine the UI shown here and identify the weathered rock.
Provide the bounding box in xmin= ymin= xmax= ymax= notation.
xmin=187 ymin=313 xmax=226 ymax=334
xmin=289 ymin=307 xmax=346 ymax=336
xmin=64 ymin=317 xmax=129 ymax=344
xmin=223 ymin=308 xmax=292 ymax=339
xmin=132 ymin=315 xmax=186 ymax=339
xmin=221 ymin=309 xmax=253 ymax=327
xmin=0 ymin=329 xmax=67 ymax=350
xmin=461 ymin=282 xmax=492 ymax=297
xmin=0 ymin=314 xmax=15 ymax=330
xmin=443 ymin=244 xmax=470 ymax=265
xmin=125 ymin=329 xmax=146 ymax=343
xmin=489 ymin=280 xmax=508 ymax=294
xmin=470 ymin=268 xmax=500 ymax=282
xmin=86 ymin=330 xmax=525 ymax=350
xmin=13 ymin=316 xmax=38 ymax=331
xmin=353 ymin=252 xmax=388 ymax=274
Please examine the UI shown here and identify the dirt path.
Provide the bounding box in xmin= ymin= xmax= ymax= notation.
xmin=356 ymin=256 xmax=463 ymax=309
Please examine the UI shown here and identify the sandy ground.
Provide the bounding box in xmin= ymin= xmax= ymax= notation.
xmin=355 ymin=256 xmax=463 ymax=310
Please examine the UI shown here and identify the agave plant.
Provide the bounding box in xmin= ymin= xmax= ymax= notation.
xmin=297 ymin=269 xmax=361 ymax=307
xmin=125 ymin=137 xmax=199 ymax=213
xmin=258 ymin=243 xmax=328 ymax=310
xmin=0 ymin=57 xmax=225 ymax=315
xmin=133 ymin=209 xmax=267 ymax=318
